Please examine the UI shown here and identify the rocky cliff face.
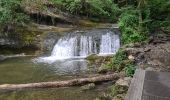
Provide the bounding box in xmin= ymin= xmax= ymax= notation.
xmin=125 ymin=33 xmax=170 ymax=72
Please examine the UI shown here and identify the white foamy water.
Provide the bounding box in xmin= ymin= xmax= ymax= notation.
xmin=35 ymin=30 xmax=120 ymax=63
xmin=99 ymin=32 xmax=120 ymax=55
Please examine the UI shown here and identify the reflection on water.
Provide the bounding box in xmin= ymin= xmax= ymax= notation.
xmin=51 ymin=59 xmax=88 ymax=75
xmin=0 ymin=57 xmax=95 ymax=84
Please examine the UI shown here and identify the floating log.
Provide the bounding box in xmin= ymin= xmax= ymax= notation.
xmin=0 ymin=74 xmax=119 ymax=91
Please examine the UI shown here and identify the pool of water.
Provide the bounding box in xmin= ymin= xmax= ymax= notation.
xmin=0 ymin=57 xmax=110 ymax=100
xmin=0 ymin=57 xmax=97 ymax=84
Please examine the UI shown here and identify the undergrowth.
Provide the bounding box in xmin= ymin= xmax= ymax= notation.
xmin=107 ymin=49 xmax=136 ymax=77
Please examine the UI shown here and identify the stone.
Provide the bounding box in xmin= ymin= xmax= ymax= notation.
xmin=124 ymin=48 xmax=141 ymax=55
xmin=116 ymin=77 xmax=132 ymax=87
xmin=145 ymin=67 xmax=155 ymax=71
xmin=119 ymin=71 xmax=126 ymax=78
xmin=144 ymin=47 xmax=151 ymax=52
xmin=0 ymin=55 xmax=6 ymax=61
xmin=86 ymin=54 xmax=98 ymax=61
xmin=81 ymin=83 xmax=95 ymax=91
xmin=148 ymin=60 xmax=163 ymax=66
xmin=98 ymin=65 xmax=108 ymax=74
xmin=128 ymin=55 xmax=135 ymax=61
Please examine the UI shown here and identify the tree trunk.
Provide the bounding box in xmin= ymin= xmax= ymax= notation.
xmin=0 ymin=74 xmax=119 ymax=91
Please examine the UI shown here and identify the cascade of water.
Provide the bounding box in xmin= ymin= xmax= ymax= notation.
xmin=79 ymin=36 xmax=94 ymax=56
xmin=99 ymin=32 xmax=120 ymax=54
xmin=51 ymin=36 xmax=77 ymax=58
xmin=37 ymin=30 xmax=120 ymax=63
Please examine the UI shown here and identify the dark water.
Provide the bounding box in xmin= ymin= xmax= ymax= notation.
xmin=0 ymin=57 xmax=110 ymax=100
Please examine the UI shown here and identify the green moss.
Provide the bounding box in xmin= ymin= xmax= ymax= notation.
xmin=86 ymin=54 xmax=99 ymax=61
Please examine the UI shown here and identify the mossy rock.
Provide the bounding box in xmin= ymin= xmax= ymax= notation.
xmin=86 ymin=54 xmax=99 ymax=61
xmin=109 ymin=85 xmax=128 ymax=96
xmin=98 ymin=65 xmax=109 ymax=74
xmin=0 ymin=55 xmax=6 ymax=61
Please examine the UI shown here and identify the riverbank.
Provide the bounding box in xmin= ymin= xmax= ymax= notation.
xmin=110 ymin=32 xmax=170 ymax=99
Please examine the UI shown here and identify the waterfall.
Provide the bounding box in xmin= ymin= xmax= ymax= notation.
xmin=51 ymin=37 xmax=77 ymax=58
xmin=37 ymin=29 xmax=120 ymax=63
xmin=99 ymin=32 xmax=120 ymax=55
xmin=79 ymin=36 xmax=94 ymax=56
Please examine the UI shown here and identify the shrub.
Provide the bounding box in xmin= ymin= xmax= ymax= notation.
xmin=108 ymin=49 xmax=136 ymax=77
xmin=147 ymin=0 xmax=170 ymax=31
xmin=124 ymin=64 xmax=136 ymax=77
xmin=111 ymin=49 xmax=127 ymax=71
xmin=118 ymin=8 xmax=148 ymax=44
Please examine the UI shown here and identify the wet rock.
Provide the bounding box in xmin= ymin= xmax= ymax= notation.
xmin=116 ymin=77 xmax=132 ymax=87
xmin=0 ymin=55 xmax=6 ymax=61
xmin=98 ymin=65 xmax=108 ymax=74
xmin=81 ymin=83 xmax=95 ymax=91
xmin=86 ymin=54 xmax=99 ymax=61
xmin=42 ymin=32 xmax=62 ymax=53
xmin=0 ymin=38 xmax=19 ymax=47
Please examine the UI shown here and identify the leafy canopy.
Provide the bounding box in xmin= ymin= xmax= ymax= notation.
xmin=0 ymin=0 xmax=29 ymax=26
xmin=51 ymin=0 xmax=120 ymax=21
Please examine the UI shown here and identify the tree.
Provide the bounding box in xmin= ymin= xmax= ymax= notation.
xmin=0 ymin=0 xmax=29 ymax=32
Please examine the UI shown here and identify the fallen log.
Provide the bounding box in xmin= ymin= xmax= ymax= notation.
xmin=0 ymin=74 xmax=119 ymax=91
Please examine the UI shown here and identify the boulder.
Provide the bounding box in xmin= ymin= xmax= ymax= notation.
xmin=116 ymin=77 xmax=132 ymax=87
xmin=98 ymin=65 xmax=108 ymax=74
xmin=128 ymin=55 xmax=135 ymax=61
xmin=124 ymin=48 xmax=141 ymax=55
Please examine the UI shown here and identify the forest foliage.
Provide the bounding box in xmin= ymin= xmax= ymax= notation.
xmin=0 ymin=0 xmax=29 ymax=29
xmin=51 ymin=0 xmax=120 ymax=22
xmin=0 ymin=0 xmax=169 ymax=44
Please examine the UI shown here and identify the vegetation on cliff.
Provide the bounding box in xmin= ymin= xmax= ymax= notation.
xmin=0 ymin=0 xmax=29 ymax=32
xmin=0 ymin=0 xmax=169 ymax=72
xmin=51 ymin=0 xmax=120 ymax=22
xmin=0 ymin=0 xmax=169 ymax=44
